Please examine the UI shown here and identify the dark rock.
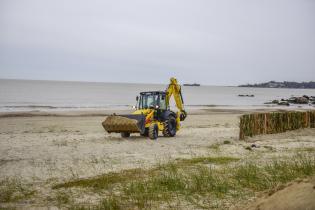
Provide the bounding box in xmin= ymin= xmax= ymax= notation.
xmin=238 ymin=94 xmax=255 ymax=97
xmin=294 ymin=97 xmax=308 ymax=104
xmin=251 ymin=144 xmax=260 ymax=148
xmin=288 ymin=97 xmax=296 ymax=103
xmin=303 ymin=95 xmax=310 ymax=99
xmin=272 ymin=100 xmax=279 ymax=104
xmin=265 ymin=95 xmax=313 ymax=106
xmin=278 ymin=101 xmax=290 ymax=106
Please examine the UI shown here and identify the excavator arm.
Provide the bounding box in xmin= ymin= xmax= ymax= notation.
xmin=165 ymin=78 xmax=187 ymax=125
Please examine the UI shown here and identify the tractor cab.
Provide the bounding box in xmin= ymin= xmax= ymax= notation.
xmin=136 ymin=91 xmax=167 ymax=110
xmin=134 ymin=91 xmax=177 ymax=126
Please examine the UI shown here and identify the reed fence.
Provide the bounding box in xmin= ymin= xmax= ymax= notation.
xmin=239 ymin=111 xmax=315 ymax=140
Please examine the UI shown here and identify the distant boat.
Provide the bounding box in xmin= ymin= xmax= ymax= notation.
xmin=238 ymin=94 xmax=255 ymax=97
xmin=183 ymin=83 xmax=200 ymax=87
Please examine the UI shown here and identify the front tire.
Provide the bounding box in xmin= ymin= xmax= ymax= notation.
xmin=121 ymin=132 xmax=130 ymax=138
xmin=148 ymin=124 xmax=158 ymax=140
xmin=163 ymin=116 xmax=177 ymax=137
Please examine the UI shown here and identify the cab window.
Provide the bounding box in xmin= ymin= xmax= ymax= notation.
xmin=159 ymin=95 xmax=166 ymax=110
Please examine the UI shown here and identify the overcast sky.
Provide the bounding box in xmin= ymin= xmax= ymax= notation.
xmin=0 ymin=0 xmax=314 ymax=85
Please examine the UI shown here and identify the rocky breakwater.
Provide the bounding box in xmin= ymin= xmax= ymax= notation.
xmin=265 ymin=95 xmax=315 ymax=106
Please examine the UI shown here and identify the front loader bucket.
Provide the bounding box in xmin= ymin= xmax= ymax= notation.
xmin=102 ymin=114 xmax=145 ymax=133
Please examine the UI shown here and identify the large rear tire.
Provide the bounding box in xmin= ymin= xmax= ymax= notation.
xmin=163 ymin=116 xmax=177 ymax=137
xmin=148 ymin=124 xmax=158 ymax=140
xmin=121 ymin=132 xmax=130 ymax=138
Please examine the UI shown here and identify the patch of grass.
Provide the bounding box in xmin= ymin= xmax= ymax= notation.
xmin=188 ymin=166 xmax=235 ymax=197
xmin=150 ymin=166 xmax=186 ymax=192
xmin=0 ymin=178 xmax=35 ymax=203
xmin=123 ymin=181 xmax=159 ymax=209
xmin=54 ymin=157 xmax=238 ymax=191
xmin=55 ymin=154 xmax=315 ymax=209
xmin=244 ymin=146 xmax=252 ymax=151
xmin=263 ymin=145 xmax=274 ymax=151
xmin=177 ymin=156 xmax=239 ymax=165
xmin=223 ymin=140 xmax=231 ymax=144
xmin=121 ymin=163 xmax=186 ymax=209
xmin=53 ymin=168 xmax=146 ymax=190
xmin=0 ymin=207 xmax=16 ymax=210
xmin=294 ymin=147 xmax=315 ymax=152
xmin=68 ymin=195 xmax=123 ymax=210
xmin=233 ymin=162 xmax=269 ymax=190
xmin=234 ymin=153 xmax=315 ymax=191
xmin=52 ymin=140 xmax=68 ymax=147
xmin=98 ymin=196 xmax=122 ymax=210
xmin=55 ymin=191 xmax=71 ymax=206
xmin=208 ymin=143 xmax=221 ymax=151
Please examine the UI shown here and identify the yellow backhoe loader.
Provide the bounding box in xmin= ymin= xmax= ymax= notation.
xmin=102 ymin=77 xmax=187 ymax=140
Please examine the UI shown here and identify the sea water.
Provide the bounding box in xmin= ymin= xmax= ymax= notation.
xmin=1 ymin=79 xmax=315 ymax=112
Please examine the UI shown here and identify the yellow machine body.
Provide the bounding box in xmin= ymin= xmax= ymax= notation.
xmin=102 ymin=77 xmax=187 ymax=139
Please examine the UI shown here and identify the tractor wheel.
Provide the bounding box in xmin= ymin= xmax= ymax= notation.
xmin=140 ymin=128 xmax=149 ymax=137
xmin=148 ymin=124 xmax=158 ymax=140
xmin=163 ymin=116 xmax=177 ymax=137
xmin=121 ymin=132 xmax=130 ymax=138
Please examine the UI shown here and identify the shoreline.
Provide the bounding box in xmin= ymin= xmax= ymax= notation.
xmin=1 ymin=105 xmax=314 ymax=118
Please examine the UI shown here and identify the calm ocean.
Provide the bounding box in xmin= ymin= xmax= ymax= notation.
xmin=1 ymin=79 xmax=315 ymax=112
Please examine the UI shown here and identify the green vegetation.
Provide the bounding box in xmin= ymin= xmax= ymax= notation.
xmin=53 ymin=153 xmax=315 ymax=209
xmin=98 ymin=196 xmax=121 ymax=210
xmin=0 ymin=178 xmax=35 ymax=203
xmin=53 ymin=168 xmax=145 ymax=190
xmin=234 ymin=154 xmax=315 ymax=191
xmin=294 ymin=147 xmax=315 ymax=152
xmin=176 ymin=156 xmax=239 ymax=165
xmin=223 ymin=140 xmax=231 ymax=144
xmin=208 ymin=143 xmax=221 ymax=151
xmin=53 ymin=157 xmax=238 ymax=191
xmin=0 ymin=207 xmax=16 ymax=210
xmin=55 ymin=191 xmax=71 ymax=206
xmin=263 ymin=145 xmax=274 ymax=151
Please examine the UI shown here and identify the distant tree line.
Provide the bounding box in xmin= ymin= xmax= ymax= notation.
xmin=239 ymin=81 xmax=315 ymax=89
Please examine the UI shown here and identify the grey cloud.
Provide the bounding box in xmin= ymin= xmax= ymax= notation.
xmin=0 ymin=0 xmax=314 ymax=85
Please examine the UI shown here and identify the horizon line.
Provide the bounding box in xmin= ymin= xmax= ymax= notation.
xmin=0 ymin=77 xmax=237 ymax=87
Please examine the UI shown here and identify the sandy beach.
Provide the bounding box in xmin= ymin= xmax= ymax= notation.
xmin=0 ymin=107 xmax=315 ymax=209
xmin=0 ymin=108 xmax=241 ymax=182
